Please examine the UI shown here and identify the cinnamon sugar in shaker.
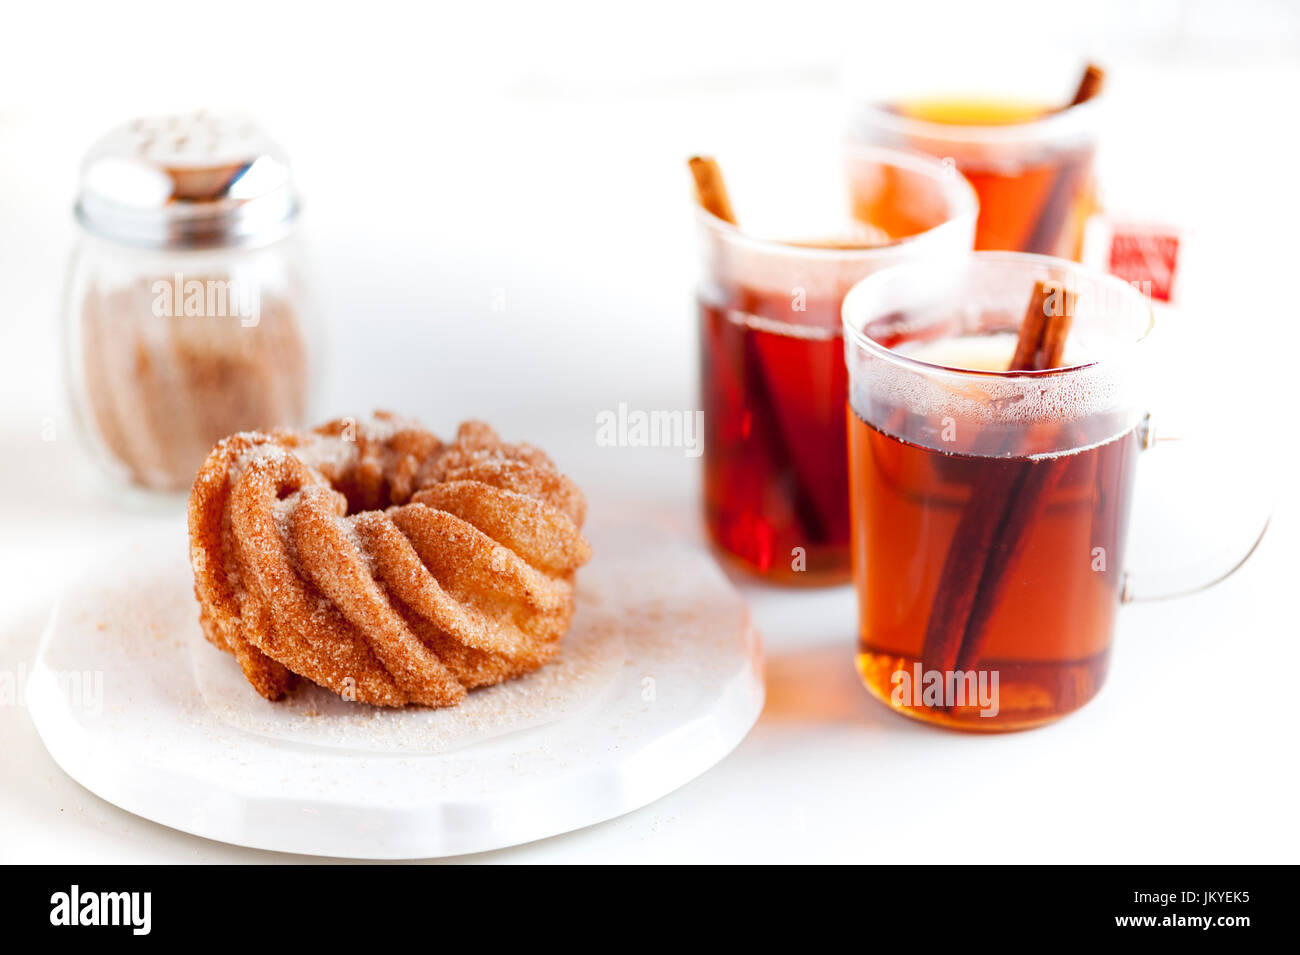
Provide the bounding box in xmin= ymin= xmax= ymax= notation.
xmin=65 ymin=112 xmax=315 ymax=493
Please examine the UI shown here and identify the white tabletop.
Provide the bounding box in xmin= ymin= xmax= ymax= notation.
xmin=1 ymin=15 xmax=1297 ymax=862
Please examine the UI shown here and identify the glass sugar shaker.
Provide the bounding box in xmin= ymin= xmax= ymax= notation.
xmin=64 ymin=112 xmax=316 ymax=494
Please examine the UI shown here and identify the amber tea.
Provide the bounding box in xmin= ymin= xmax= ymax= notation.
xmin=842 ymin=253 xmax=1155 ymax=730
xmin=849 ymin=334 xmax=1140 ymax=729
xmin=854 ymin=64 xmax=1105 ymax=261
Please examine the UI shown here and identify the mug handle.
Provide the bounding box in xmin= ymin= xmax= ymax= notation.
xmin=1121 ymin=413 xmax=1272 ymax=603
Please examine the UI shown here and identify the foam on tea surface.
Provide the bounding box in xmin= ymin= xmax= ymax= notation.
xmin=849 ymin=329 xmax=1141 ymax=458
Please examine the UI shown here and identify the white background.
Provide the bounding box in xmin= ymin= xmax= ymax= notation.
xmin=1 ymin=0 xmax=1298 ymax=862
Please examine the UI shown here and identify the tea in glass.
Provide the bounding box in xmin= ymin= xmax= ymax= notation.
xmin=850 ymin=65 xmax=1103 ymax=260
xmin=842 ymin=253 xmax=1154 ymax=729
xmin=693 ymin=146 xmax=976 ymax=582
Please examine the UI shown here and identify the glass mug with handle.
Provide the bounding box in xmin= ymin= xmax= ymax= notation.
xmin=841 ymin=252 xmax=1268 ymax=731
xmin=847 ymin=58 xmax=1103 ymax=260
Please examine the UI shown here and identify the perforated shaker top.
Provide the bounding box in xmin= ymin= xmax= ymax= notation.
xmin=75 ymin=111 xmax=299 ymax=249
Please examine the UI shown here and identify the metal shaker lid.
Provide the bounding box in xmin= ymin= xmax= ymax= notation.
xmin=74 ymin=111 xmax=299 ymax=249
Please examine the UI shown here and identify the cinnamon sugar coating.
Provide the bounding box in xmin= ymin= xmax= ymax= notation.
xmin=188 ymin=412 xmax=591 ymax=706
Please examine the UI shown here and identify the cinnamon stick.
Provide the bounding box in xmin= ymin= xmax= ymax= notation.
xmin=689 ymin=155 xmax=737 ymax=225
xmin=1008 ymin=281 xmax=1052 ymax=369
xmin=740 ymin=327 xmax=830 ymax=544
xmin=689 ymin=154 xmax=835 ymax=549
xmin=1069 ymin=63 xmax=1106 ymax=108
xmin=1037 ymin=285 xmax=1075 ymax=367
xmin=1009 ymin=280 xmax=1075 ymax=370
xmin=1021 ymin=63 xmax=1105 ymax=255
xmin=920 ymin=280 xmax=1075 ymax=675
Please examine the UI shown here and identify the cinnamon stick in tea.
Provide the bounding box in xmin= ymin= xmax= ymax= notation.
xmin=689 ymin=155 xmax=737 ymax=225
xmin=688 ymin=154 xmax=834 ymax=545
xmin=1070 ymin=63 xmax=1106 ymax=107
xmin=1021 ymin=63 xmax=1106 ymax=255
xmin=691 ymin=155 xmax=892 ymax=249
xmin=1008 ymin=280 xmax=1052 ymax=369
xmin=920 ymin=280 xmax=1076 ymax=675
xmin=1009 ymin=280 xmax=1075 ymax=370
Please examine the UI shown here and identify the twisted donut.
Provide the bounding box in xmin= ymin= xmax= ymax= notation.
xmin=188 ymin=412 xmax=591 ymax=707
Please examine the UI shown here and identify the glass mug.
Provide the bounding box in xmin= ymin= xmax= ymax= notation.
xmin=696 ymin=144 xmax=977 ymax=583
xmin=849 ymin=77 xmax=1101 ymax=260
xmin=842 ymin=253 xmax=1266 ymax=731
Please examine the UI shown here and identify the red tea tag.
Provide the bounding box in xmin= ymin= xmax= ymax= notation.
xmin=1105 ymin=223 xmax=1182 ymax=303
